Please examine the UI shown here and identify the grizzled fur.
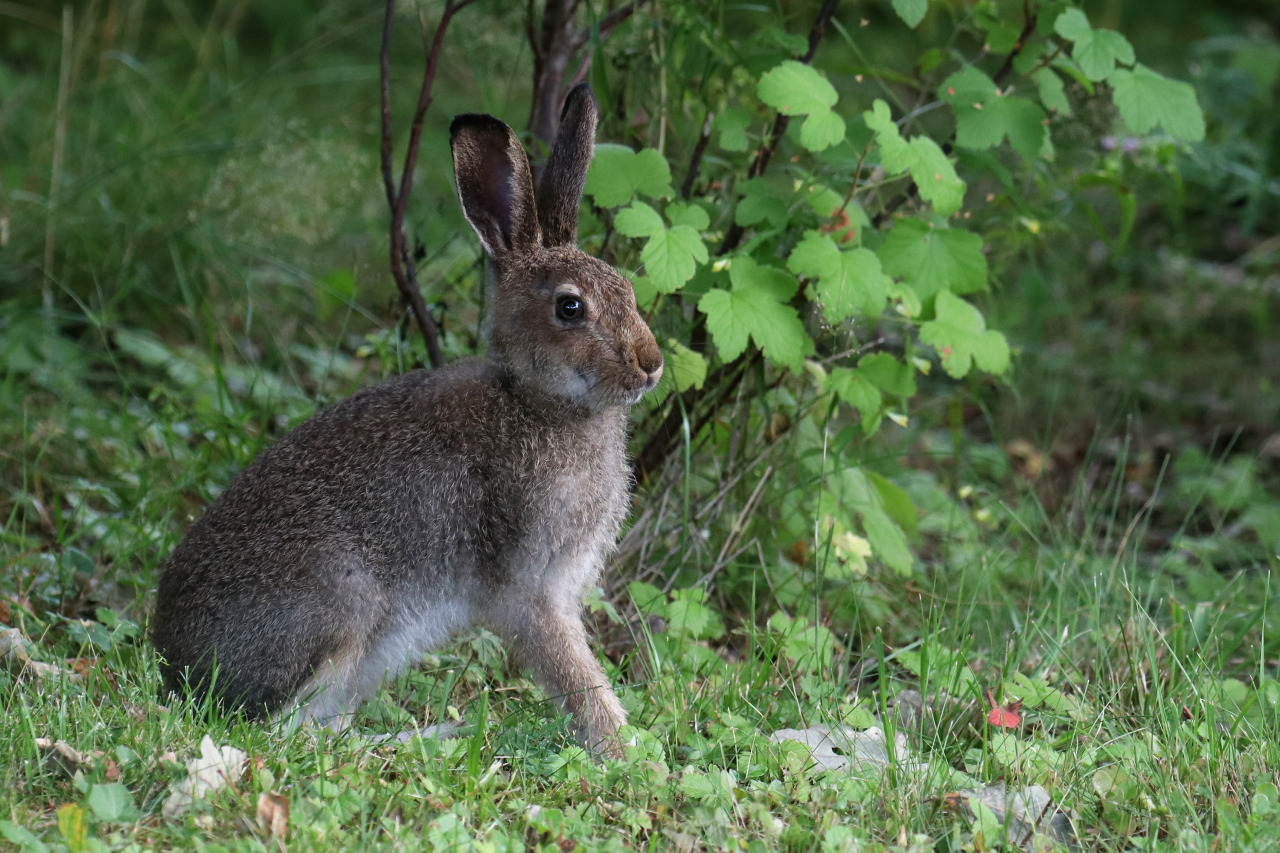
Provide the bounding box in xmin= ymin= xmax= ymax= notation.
xmin=152 ymin=85 xmax=663 ymax=754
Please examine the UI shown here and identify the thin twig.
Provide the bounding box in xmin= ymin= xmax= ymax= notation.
xmin=680 ymin=110 xmax=713 ymax=200
xmin=380 ymin=0 xmax=475 ymax=368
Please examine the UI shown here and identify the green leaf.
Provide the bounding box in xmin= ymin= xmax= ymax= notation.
xmin=857 ymin=352 xmax=916 ymax=397
xmin=878 ymin=219 xmax=988 ymax=299
xmin=798 ymin=109 xmax=846 ymax=152
xmin=627 ymin=581 xmax=665 ymax=615
xmin=835 ymin=468 xmax=914 ymax=573
xmin=826 ymin=367 xmax=882 ymax=427
xmin=88 ymin=783 xmax=138 ymax=823
xmin=1054 ymin=8 xmax=1135 ymax=82
xmin=641 ymin=226 xmax=707 ymax=294
xmin=735 ymin=175 xmax=794 ymax=229
xmin=867 ymin=471 xmax=919 ymax=539
xmin=757 ymin=60 xmax=837 ymax=115
xmin=616 ymin=203 xmax=706 ymax=293
xmin=584 ymin=144 xmax=674 ymax=207
xmin=666 ymin=202 xmax=710 ymax=231
xmin=663 ymin=339 xmax=708 ymax=392
xmin=939 ymin=67 xmax=1047 ymax=160
xmin=1033 ymin=68 xmax=1072 ymax=116
xmin=863 ymin=100 xmax=966 ymax=215
xmin=788 ymin=231 xmax=893 ymax=322
xmin=614 ymin=201 xmax=665 ymax=237
xmin=714 ymin=108 xmax=752 ymax=152
xmin=1109 ymin=63 xmax=1206 ymax=142
xmin=919 ymin=291 xmax=1011 ymax=378
xmin=891 ymin=0 xmax=928 ymax=28
xmin=698 ymin=258 xmax=809 ymax=371
xmin=758 ymin=60 xmax=845 ymax=152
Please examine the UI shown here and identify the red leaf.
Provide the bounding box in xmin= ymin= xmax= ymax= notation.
xmin=986 ymin=688 xmax=1023 ymax=728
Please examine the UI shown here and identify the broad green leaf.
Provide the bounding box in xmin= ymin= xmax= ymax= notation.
xmin=88 ymin=783 xmax=139 ymax=823
xmin=666 ymin=202 xmax=710 ymax=231
xmin=627 ymin=581 xmax=665 ymax=614
xmin=699 ymin=258 xmax=809 ymax=371
xmin=939 ymin=67 xmax=1047 ymax=160
xmin=863 ymin=100 xmax=966 ymax=215
xmin=584 ymin=144 xmax=674 ymax=207
xmin=863 ymin=100 xmax=914 ymax=173
xmin=798 ymin=108 xmax=846 ymax=151
xmin=714 ymin=108 xmax=752 ymax=152
xmin=919 ymin=291 xmax=1011 ymax=378
xmin=835 ymin=467 xmax=913 ymax=573
xmin=892 ymin=0 xmax=928 ymax=28
xmin=904 ymin=137 xmax=966 ymax=216
xmin=878 ymin=219 xmax=988 ymax=299
xmin=735 ymin=175 xmax=795 ymax=229
xmin=1033 ymin=68 xmax=1072 ymax=116
xmin=758 ymin=60 xmax=845 ymax=152
xmin=664 ymin=339 xmax=708 ymax=392
xmin=614 ymin=201 xmax=665 ymax=237
xmin=826 ymin=367 xmax=881 ymax=426
xmin=857 ymin=352 xmax=916 ymax=397
xmin=641 ymin=225 xmax=707 ymax=294
xmin=788 ymin=232 xmax=892 ymax=322
xmin=1054 ymin=8 xmax=1134 ymax=82
xmin=788 ymin=230 xmax=843 ymax=281
xmin=757 ymin=60 xmax=837 ymax=115
xmin=867 ymin=470 xmax=919 ymax=539
xmin=1109 ymin=64 xmax=1206 ymax=142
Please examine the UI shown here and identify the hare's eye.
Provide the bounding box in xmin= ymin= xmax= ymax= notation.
xmin=556 ymin=294 xmax=585 ymax=322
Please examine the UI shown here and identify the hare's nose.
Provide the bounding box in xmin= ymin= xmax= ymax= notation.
xmin=634 ymin=339 xmax=663 ymax=390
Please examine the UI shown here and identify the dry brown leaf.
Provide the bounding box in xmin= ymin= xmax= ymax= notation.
xmin=256 ymin=792 xmax=290 ymax=840
xmin=35 ymin=738 xmax=104 ymax=778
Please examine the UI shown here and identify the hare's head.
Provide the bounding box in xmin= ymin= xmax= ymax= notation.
xmin=451 ymin=85 xmax=663 ymax=413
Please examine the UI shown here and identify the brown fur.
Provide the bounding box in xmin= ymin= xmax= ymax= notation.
xmin=151 ymin=85 xmax=662 ymax=755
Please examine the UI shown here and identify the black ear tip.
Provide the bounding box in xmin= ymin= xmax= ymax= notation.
xmin=561 ymin=83 xmax=597 ymax=120
xmin=450 ymin=113 xmax=512 ymax=144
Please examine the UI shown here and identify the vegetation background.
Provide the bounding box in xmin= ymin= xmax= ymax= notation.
xmin=1 ymin=0 xmax=1278 ymax=850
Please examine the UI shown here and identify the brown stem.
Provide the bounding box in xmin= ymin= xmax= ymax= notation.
xmin=380 ymin=0 xmax=475 ymax=368
xmin=991 ymin=1 xmax=1038 ymax=88
xmin=680 ymin=110 xmax=713 ymax=200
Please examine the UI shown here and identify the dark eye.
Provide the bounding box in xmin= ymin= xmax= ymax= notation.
xmin=556 ymin=294 xmax=585 ymax=322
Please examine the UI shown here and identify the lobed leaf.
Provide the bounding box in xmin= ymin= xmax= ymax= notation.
xmin=1109 ymin=64 xmax=1206 ymax=142
xmin=878 ymin=219 xmax=988 ymax=300
xmin=919 ymin=291 xmax=1011 ymax=378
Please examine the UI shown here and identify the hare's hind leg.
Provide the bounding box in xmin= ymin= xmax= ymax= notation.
xmin=491 ymin=597 xmax=627 ymax=756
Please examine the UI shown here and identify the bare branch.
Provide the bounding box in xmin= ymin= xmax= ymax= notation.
xmin=680 ymin=110 xmax=713 ymax=200
xmin=379 ymin=0 xmax=475 ymax=368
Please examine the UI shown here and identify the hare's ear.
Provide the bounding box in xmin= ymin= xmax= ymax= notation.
xmin=537 ymin=83 xmax=598 ymax=248
xmin=451 ymin=114 xmax=541 ymax=260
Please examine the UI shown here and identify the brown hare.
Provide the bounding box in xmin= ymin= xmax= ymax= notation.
xmin=152 ymin=84 xmax=663 ymax=755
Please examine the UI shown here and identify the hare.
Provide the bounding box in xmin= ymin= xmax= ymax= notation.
xmin=151 ymin=84 xmax=663 ymax=755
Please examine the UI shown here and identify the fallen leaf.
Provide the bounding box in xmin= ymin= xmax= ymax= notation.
xmin=769 ymin=724 xmax=927 ymax=774
xmin=35 ymin=738 xmax=105 ymax=779
xmin=1 ymin=628 xmax=81 ymax=681
xmin=256 ymin=792 xmax=289 ymax=840
xmin=161 ymin=736 xmax=248 ymax=818
xmin=945 ymin=783 xmax=1078 ymax=851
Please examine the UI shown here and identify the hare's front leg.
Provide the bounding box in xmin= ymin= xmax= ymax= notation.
xmin=493 ymin=596 xmax=627 ymax=756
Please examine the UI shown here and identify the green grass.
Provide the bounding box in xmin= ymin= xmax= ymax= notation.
xmin=2 ymin=363 xmax=1277 ymax=850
